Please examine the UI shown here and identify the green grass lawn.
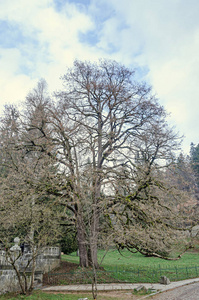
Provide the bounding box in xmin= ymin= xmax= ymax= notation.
xmin=61 ymin=249 xmax=199 ymax=283
xmin=0 ymin=291 xmax=134 ymax=300
xmin=62 ymin=248 xmax=199 ymax=268
xmin=0 ymin=292 xmax=88 ymax=300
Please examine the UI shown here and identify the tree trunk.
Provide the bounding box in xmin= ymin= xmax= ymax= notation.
xmin=8 ymin=252 xmax=26 ymax=295
xmin=29 ymin=255 xmax=36 ymax=292
xmin=89 ymin=178 xmax=101 ymax=269
xmin=76 ymin=212 xmax=89 ymax=267
xmin=90 ymin=208 xmax=99 ymax=269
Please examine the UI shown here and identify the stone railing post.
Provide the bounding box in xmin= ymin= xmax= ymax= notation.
xmin=10 ymin=237 xmax=21 ymax=262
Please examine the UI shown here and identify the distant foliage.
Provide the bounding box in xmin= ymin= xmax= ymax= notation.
xmin=60 ymin=231 xmax=78 ymax=254
xmin=190 ymin=143 xmax=199 ymax=189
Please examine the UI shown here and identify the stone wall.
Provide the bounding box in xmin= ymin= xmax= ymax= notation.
xmin=0 ymin=246 xmax=60 ymax=294
xmin=22 ymin=246 xmax=61 ymax=273
xmin=0 ymin=267 xmax=19 ymax=295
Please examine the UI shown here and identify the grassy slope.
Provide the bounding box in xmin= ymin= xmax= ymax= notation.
xmin=62 ymin=249 xmax=199 ymax=269
xmin=61 ymin=249 xmax=199 ymax=283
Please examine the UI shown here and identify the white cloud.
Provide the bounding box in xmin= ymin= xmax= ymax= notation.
xmin=0 ymin=48 xmax=36 ymax=112
xmin=0 ymin=0 xmax=100 ymax=109
xmin=0 ymin=0 xmax=198 ymax=152
xmin=93 ymin=0 xmax=199 ymax=152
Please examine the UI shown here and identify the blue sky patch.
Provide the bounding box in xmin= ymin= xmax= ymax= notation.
xmin=53 ymin=0 xmax=90 ymax=12
xmin=79 ymin=30 xmax=99 ymax=45
xmin=0 ymin=20 xmax=25 ymax=48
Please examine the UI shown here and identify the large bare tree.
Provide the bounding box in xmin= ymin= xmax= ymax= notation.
xmin=1 ymin=60 xmax=192 ymax=273
xmin=51 ymin=59 xmax=183 ymax=267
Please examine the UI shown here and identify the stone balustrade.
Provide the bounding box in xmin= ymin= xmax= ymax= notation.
xmin=0 ymin=239 xmax=60 ymax=294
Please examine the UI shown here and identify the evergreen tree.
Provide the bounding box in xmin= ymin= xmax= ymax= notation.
xmin=190 ymin=143 xmax=199 ymax=189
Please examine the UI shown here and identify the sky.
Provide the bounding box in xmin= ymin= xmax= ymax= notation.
xmin=0 ymin=0 xmax=198 ymax=154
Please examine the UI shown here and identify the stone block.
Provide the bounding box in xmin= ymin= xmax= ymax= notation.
xmin=160 ymin=276 xmax=170 ymax=285
xmin=134 ymin=285 xmax=147 ymax=292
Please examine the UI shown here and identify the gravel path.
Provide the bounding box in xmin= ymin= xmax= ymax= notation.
xmin=151 ymin=282 xmax=199 ymax=300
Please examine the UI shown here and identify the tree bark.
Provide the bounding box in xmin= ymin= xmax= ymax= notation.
xmin=76 ymin=212 xmax=89 ymax=267
xmin=90 ymin=214 xmax=99 ymax=269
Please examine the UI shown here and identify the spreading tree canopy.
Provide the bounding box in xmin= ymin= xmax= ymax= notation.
xmin=0 ymin=60 xmax=195 ymax=270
